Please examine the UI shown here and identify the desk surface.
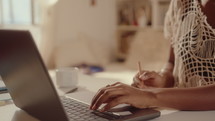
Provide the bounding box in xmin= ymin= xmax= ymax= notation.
xmin=0 ymin=72 xmax=215 ymax=121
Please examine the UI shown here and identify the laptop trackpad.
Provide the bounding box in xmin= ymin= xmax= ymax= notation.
xmin=65 ymin=88 xmax=95 ymax=104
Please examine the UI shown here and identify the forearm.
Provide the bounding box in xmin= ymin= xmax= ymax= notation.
xmin=150 ymin=84 xmax=215 ymax=110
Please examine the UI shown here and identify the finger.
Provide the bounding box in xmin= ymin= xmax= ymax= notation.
xmin=137 ymin=83 xmax=146 ymax=88
xmin=100 ymin=96 xmax=128 ymax=112
xmin=90 ymin=86 xmax=109 ymax=109
xmin=135 ymin=70 xmax=148 ymax=77
xmin=106 ymin=84 xmax=111 ymax=87
xmin=132 ymin=82 xmax=147 ymax=88
xmin=133 ymin=76 xmax=140 ymax=84
xmin=133 ymin=71 xmax=148 ymax=84
xmin=110 ymin=82 xmax=123 ymax=86
xmin=90 ymin=83 xmax=123 ymax=109
xmin=144 ymin=78 xmax=155 ymax=86
xmin=132 ymin=77 xmax=148 ymax=88
xmin=92 ymin=88 xmax=125 ymax=110
xmin=139 ymin=71 xmax=156 ymax=80
xmin=131 ymin=82 xmax=138 ymax=87
xmin=140 ymin=71 xmax=148 ymax=77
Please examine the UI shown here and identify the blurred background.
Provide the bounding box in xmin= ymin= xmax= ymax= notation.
xmin=0 ymin=0 xmax=171 ymax=79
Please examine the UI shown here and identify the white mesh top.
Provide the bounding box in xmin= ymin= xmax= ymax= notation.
xmin=164 ymin=0 xmax=215 ymax=87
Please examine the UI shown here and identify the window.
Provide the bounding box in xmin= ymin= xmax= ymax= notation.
xmin=0 ymin=0 xmax=42 ymax=46
xmin=0 ymin=0 xmax=41 ymax=25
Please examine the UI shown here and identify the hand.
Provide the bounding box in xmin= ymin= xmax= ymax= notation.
xmin=90 ymin=82 xmax=156 ymax=112
xmin=132 ymin=71 xmax=166 ymax=88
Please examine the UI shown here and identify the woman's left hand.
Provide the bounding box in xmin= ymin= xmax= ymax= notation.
xmin=90 ymin=82 xmax=156 ymax=112
xmin=132 ymin=71 xmax=165 ymax=88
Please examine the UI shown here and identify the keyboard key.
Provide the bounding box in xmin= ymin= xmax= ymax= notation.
xmin=60 ymin=97 xmax=119 ymax=121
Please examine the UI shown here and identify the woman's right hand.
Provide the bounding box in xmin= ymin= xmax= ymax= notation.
xmin=90 ymin=82 xmax=156 ymax=112
xmin=132 ymin=70 xmax=166 ymax=88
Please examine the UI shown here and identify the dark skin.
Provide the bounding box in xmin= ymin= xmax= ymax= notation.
xmin=201 ymin=0 xmax=215 ymax=28
xmin=90 ymin=0 xmax=215 ymax=112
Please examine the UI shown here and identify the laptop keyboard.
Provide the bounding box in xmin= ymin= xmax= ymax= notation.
xmin=61 ymin=97 xmax=121 ymax=121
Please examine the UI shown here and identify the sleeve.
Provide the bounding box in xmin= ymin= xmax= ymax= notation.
xmin=163 ymin=0 xmax=178 ymax=41
xmin=164 ymin=8 xmax=173 ymax=40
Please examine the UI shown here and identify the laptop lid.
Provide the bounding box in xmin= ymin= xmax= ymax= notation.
xmin=0 ymin=30 xmax=69 ymax=121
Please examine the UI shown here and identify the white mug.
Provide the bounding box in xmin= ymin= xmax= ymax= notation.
xmin=56 ymin=67 xmax=79 ymax=89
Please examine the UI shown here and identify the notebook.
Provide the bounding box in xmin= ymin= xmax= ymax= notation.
xmin=0 ymin=80 xmax=10 ymax=102
xmin=0 ymin=80 xmax=7 ymax=93
xmin=0 ymin=30 xmax=160 ymax=121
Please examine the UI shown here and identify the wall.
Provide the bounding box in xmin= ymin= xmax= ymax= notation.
xmin=54 ymin=0 xmax=117 ymax=58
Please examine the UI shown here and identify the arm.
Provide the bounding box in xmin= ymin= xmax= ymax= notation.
xmin=159 ymin=46 xmax=175 ymax=87
xmin=90 ymin=82 xmax=215 ymax=112
xmin=153 ymin=84 xmax=215 ymax=110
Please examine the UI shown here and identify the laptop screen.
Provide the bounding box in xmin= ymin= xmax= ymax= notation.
xmin=0 ymin=30 xmax=69 ymax=121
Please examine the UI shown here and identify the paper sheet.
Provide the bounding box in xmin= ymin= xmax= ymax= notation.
xmin=0 ymin=93 xmax=11 ymax=101
xmin=0 ymin=80 xmax=5 ymax=88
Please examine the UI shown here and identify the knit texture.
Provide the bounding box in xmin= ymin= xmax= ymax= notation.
xmin=164 ymin=0 xmax=215 ymax=87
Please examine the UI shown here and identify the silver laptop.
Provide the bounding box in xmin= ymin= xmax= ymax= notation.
xmin=0 ymin=30 xmax=160 ymax=121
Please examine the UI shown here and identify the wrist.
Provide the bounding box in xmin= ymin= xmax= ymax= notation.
xmin=159 ymin=70 xmax=174 ymax=87
xmin=141 ymin=89 xmax=159 ymax=108
xmin=145 ymin=88 xmax=167 ymax=108
xmin=160 ymin=63 xmax=174 ymax=76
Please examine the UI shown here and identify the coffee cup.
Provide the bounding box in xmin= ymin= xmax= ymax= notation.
xmin=56 ymin=67 xmax=79 ymax=89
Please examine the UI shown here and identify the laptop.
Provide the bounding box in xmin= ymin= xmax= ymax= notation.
xmin=0 ymin=30 xmax=160 ymax=121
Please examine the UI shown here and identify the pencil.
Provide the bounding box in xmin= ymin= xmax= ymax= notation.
xmin=137 ymin=61 xmax=147 ymax=88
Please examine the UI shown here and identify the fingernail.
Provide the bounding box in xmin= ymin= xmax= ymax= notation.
xmin=100 ymin=108 xmax=105 ymax=112
xmin=139 ymin=75 xmax=144 ymax=78
xmin=140 ymin=75 xmax=147 ymax=79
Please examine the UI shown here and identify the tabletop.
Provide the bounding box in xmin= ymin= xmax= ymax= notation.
xmin=0 ymin=72 xmax=215 ymax=121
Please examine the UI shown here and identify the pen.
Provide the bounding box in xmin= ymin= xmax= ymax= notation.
xmin=137 ymin=61 xmax=146 ymax=88
xmin=65 ymin=87 xmax=78 ymax=94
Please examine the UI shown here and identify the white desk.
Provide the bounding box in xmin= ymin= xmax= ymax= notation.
xmin=0 ymin=72 xmax=215 ymax=121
